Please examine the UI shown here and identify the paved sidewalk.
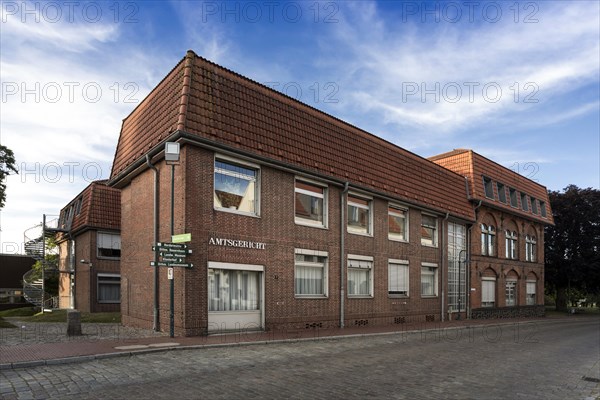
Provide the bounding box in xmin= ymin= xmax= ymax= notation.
xmin=0 ymin=314 xmax=580 ymax=370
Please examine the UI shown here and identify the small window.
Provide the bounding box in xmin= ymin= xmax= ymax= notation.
xmin=505 ymin=230 xmax=518 ymax=260
xmin=530 ymin=197 xmax=538 ymax=214
xmin=497 ymin=182 xmax=507 ymax=203
xmin=295 ymin=249 xmax=328 ymax=297
xmin=388 ymin=205 xmax=408 ymax=241
xmin=505 ymin=280 xmax=517 ymax=306
xmin=348 ymin=195 xmax=372 ymax=235
xmin=526 ymin=235 xmax=537 ymax=262
xmin=295 ymin=180 xmax=327 ymax=227
xmin=509 ymin=188 xmax=518 ymax=207
xmin=97 ymin=274 xmax=120 ymax=303
xmin=214 ymin=158 xmax=259 ymax=216
xmin=521 ymin=193 xmax=529 ymax=212
xmin=97 ymin=232 xmax=121 ymax=258
xmin=421 ymin=263 xmax=438 ymax=297
xmin=526 ymin=281 xmax=536 ymax=305
xmin=540 ymin=201 xmax=547 ymax=218
xmin=421 ymin=214 xmax=438 ymax=247
xmin=75 ymin=197 xmax=83 ymax=215
xmin=388 ymin=260 xmax=409 ymax=296
xmin=483 ymin=177 xmax=494 ymax=199
xmin=482 ymin=278 xmax=496 ymax=307
xmin=348 ymin=256 xmax=373 ymax=297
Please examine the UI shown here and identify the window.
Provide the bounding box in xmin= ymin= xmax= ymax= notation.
xmin=347 ymin=195 xmax=372 ymax=235
xmin=295 ymin=180 xmax=326 ymax=227
xmin=448 ymin=223 xmax=467 ymax=311
xmin=68 ymin=240 xmax=75 ymax=271
xmin=497 ymin=182 xmax=507 ymax=203
xmin=97 ymin=232 xmax=121 ymax=258
xmin=530 ymin=197 xmax=538 ymax=214
xmin=482 ymin=278 xmax=496 ymax=307
xmin=97 ymin=274 xmax=120 ymax=303
xmin=421 ymin=214 xmax=438 ymax=246
xmin=526 ymin=281 xmax=537 ymax=305
xmin=540 ymin=201 xmax=547 ymax=218
xmin=75 ymin=197 xmax=83 ymax=215
xmin=483 ymin=176 xmax=494 ymax=199
xmin=295 ymin=249 xmax=328 ymax=297
xmin=388 ymin=205 xmax=408 ymax=241
xmin=480 ymin=224 xmax=496 ymax=256
xmin=347 ymin=256 xmax=373 ymax=297
xmin=388 ymin=260 xmax=409 ymax=296
xmin=505 ymin=280 xmax=517 ymax=306
xmin=505 ymin=230 xmax=517 ymax=259
xmin=421 ymin=263 xmax=438 ymax=296
xmin=509 ymin=188 xmax=518 ymax=207
xmin=526 ymin=235 xmax=537 ymax=262
xmin=521 ymin=193 xmax=529 ymax=212
xmin=208 ymin=269 xmax=259 ymax=311
xmin=214 ymin=158 xmax=259 ymax=215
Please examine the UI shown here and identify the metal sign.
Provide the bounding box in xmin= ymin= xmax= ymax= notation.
xmin=172 ymin=233 xmax=192 ymax=243
xmin=159 ymin=249 xmax=192 ymax=256
xmin=153 ymin=242 xmax=188 ymax=250
xmin=167 ymin=268 xmax=174 ymax=280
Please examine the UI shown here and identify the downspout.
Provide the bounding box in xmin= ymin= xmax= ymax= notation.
xmin=466 ymin=224 xmax=472 ymax=319
xmin=441 ymin=212 xmax=449 ymax=322
xmin=340 ymin=182 xmax=349 ymax=329
xmin=146 ymin=154 xmax=160 ymax=331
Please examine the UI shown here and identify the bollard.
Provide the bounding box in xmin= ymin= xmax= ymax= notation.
xmin=67 ymin=310 xmax=82 ymax=336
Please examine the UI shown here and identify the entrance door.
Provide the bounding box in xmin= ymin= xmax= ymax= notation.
xmin=207 ymin=262 xmax=264 ymax=332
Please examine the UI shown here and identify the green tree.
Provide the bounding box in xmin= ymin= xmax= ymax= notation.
xmin=545 ymin=185 xmax=600 ymax=311
xmin=0 ymin=144 xmax=18 ymax=208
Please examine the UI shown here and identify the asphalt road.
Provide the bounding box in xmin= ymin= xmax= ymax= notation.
xmin=1 ymin=318 xmax=598 ymax=399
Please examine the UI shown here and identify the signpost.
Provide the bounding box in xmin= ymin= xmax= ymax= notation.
xmin=150 ymin=229 xmax=192 ymax=338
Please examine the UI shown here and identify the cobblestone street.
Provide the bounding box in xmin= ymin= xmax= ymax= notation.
xmin=1 ymin=318 xmax=598 ymax=399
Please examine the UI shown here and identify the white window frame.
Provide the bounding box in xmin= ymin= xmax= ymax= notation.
xmin=482 ymin=278 xmax=496 ymax=308
xmin=97 ymin=232 xmax=121 ymax=259
xmin=480 ymin=224 xmax=496 ymax=256
xmin=526 ymin=280 xmax=537 ymax=305
xmin=294 ymin=178 xmax=328 ymax=228
xmin=420 ymin=214 xmax=438 ymax=247
xmin=347 ymin=193 xmax=373 ymax=236
xmin=526 ymin=235 xmax=537 ymax=262
xmin=347 ymin=254 xmax=373 ymax=297
xmin=420 ymin=262 xmax=438 ymax=297
xmin=97 ymin=273 xmax=120 ymax=304
xmin=294 ymin=249 xmax=328 ymax=298
xmin=505 ymin=279 xmax=517 ymax=307
xmin=388 ymin=259 xmax=409 ymax=297
xmin=213 ymin=155 xmax=261 ymax=217
xmin=505 ymin=230 xmax=518 ymax=260
xmin=388 ymin=204 xmax=409 ymax=242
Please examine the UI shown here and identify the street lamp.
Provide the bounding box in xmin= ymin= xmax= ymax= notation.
xmin=165 ymin=142 xmax=180 ymax=338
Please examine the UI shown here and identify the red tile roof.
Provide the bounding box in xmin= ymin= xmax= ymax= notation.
xmin=429 ymin=149 xmax=553 ymax=224
xmin=110 ymin=51 xmax=476 ymax=221
xmin=58 ymin=180 xmax=120 ymax=238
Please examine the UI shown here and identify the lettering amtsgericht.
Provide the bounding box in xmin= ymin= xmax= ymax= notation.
xmin=208 ymin=237 xmax=266 ymax=250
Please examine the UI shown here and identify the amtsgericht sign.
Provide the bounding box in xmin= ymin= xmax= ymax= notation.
xmin=208 ymin=237 xmax=266 ymax=250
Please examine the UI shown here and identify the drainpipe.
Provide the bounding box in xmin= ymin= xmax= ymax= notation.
xmin=441 ymin=212 xmax=449 ymax=322
xmin=146 ymin=154 xmax=160 ymax=331
xmin=340 ymin=182 xmax=349 ymax=329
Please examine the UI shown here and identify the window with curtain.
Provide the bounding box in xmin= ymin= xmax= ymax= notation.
xmin=526 ymin=281 xmax=536 ymax=305
xmin=97 ymin=274 xmax=120 ymax=303
xmin=421 ymin=214 xmax=438 ymax=246
xmin=348 ymin=257 xmax=372 ymax=296
xmin=420 ymin=264 xmax=438 ymax=296
xmin=482 ymin=278 xmax=496 ymax=307
xmin=505 ymin=280 xmax=517 ymax=306
xmin=388 ymin=261 xmax=409 ymax=296
xmin=208 ymin=269 xmax=259 ymax=311
xmin=295 ymin=250 xmax=328 ymax=297
xmin=97 ymin=232 xmax=121 ymax=258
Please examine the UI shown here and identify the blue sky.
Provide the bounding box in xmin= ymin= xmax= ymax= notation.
xmin=1 ymin=0 xmax=599 ymax=252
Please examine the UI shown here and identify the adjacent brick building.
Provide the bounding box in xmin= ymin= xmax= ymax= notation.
xmin=108 ymin=50 xmax=552 ymax=336
xmin=56 ymin=180 xmax=121 ymax=313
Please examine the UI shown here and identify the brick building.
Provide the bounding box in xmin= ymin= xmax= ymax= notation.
xmin=108 ymin=51 xmax=552 ymax=335
xmin=56 ymin=180 xmax=121 ymax=312
xmin=430 ymin=150 xmax=552 ymax=318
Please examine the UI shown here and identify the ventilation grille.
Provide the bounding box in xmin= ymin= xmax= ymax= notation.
xmin=354 ymin=319 xmax=369 ymax=326
xmin=305 ymin=322 xmax=323 ymax=329
xmin=394 ymin=316 xmax=406 ymax=324
xmin=425 ymin=314 xmax=435 ymax=322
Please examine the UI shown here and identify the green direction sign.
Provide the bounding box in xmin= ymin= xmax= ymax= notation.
xmin=161 ymin=257 xmax=185 ymax=263
xmin=168 ymin=262 xmax=193 ymax=268
xmin=151 ymin=261 xmax=193 ymax=268
xmin=154 ymin=242 xmax=188 ymax=250
xmin=172 ymin=233 xmax=191 ymax=243
xmin=150 ymin=261 xmax=170 ymax=267
xmin=159 ymin=249 xmax=192 ymax=256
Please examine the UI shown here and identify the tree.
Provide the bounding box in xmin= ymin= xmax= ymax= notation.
xmin=0 ymin=144 xmax=18 ymax=208
xmin=545 ymin=185 xmax=600 ymax=311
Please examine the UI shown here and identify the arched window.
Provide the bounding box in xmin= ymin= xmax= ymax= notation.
xmin=505 ymin=230 xmax=517 ymax=259
xmin=481 ymin=224 xmax=496 ymax=256
xmin=526 ymin=235 xmax=537 ymax=262
xmin=526 ymin=273 xmax=538 ymax=305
